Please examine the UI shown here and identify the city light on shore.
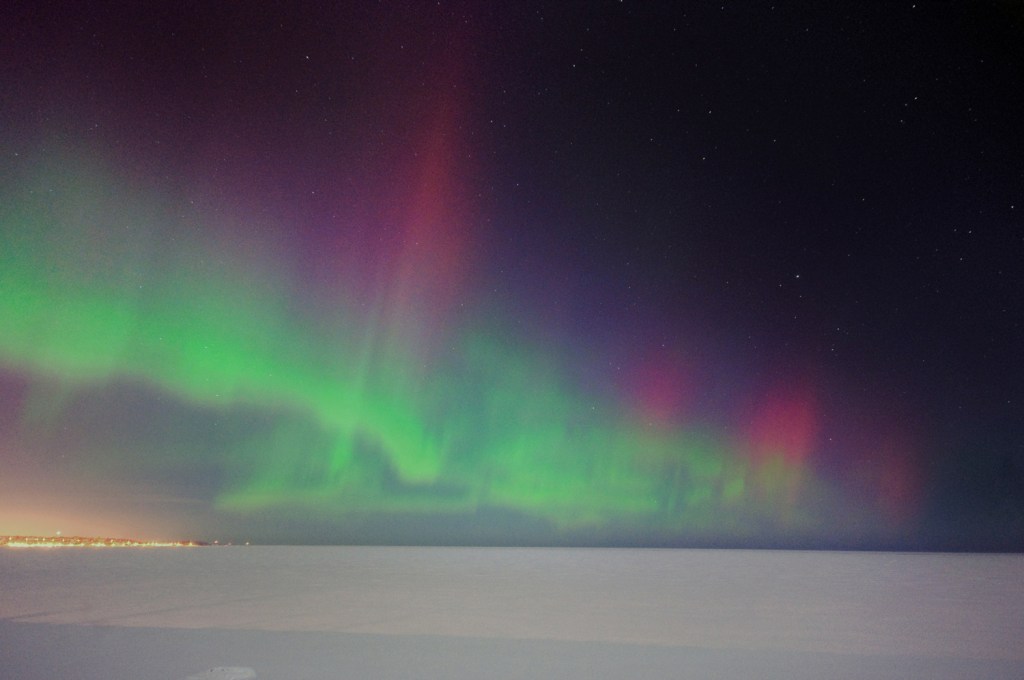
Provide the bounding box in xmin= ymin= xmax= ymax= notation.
xmin=1 ymin=535 xmax=208 ymax=548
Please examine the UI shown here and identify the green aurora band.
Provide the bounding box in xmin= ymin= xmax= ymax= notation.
xmin=1 ymin=150 xmax=883 ymax=543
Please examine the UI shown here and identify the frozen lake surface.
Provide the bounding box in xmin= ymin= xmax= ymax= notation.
xmin=2 ymin=547 xmax=1022 ymax=679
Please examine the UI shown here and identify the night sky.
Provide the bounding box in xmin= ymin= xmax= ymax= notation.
xmin=1 ymin=1 xmax=1021 ymax=549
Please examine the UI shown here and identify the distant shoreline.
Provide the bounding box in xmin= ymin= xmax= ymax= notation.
xmin=0 ymin=535 xmax=210 ymax=548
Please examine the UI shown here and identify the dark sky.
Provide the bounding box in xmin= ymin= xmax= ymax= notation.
xmin=1 ymin=1 xmax=1022 ymax=549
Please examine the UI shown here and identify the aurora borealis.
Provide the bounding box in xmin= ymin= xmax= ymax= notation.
xmin=0 ymin=149 xmax=838 ymax=541
xmin=2 ymin=2 xmax=1022 ymax=548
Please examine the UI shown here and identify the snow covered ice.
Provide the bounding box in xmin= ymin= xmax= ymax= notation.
xmin=2 ymin=547 xmax=1022 ymax=679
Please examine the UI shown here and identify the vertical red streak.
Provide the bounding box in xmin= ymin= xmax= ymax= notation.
xmin=390 ymin=91 xmax=471 ymax=322
xmin=377 ymin=42 xmax=477 ymax=362
xmin=746 ymin=384 xmax=819 ymax=466
xmin=622 ymin=351 xmax=694 ymax=428
xmin=873 ymin=435 xmax=923 ymax=523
